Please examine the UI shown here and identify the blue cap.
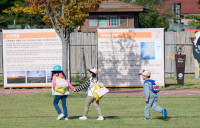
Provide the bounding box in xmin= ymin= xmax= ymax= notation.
xmin=51 ymin=65 xmax=63 ymax=72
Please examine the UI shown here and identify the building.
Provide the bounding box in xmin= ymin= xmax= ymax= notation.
xmin=78 ymin=0 xmax=148 ymax=33
xmin=158 ymin=0 xmax=200 ymax=25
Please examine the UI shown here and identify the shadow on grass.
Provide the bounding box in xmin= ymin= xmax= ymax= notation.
xmin=153 ymin=116 xmax=171 ymax=121
xmin=154 ymin=115 xmax=200 ymax=121
xmin=104 ymin=116 xmax=120 ymax=119
xmin=69 ymin=116 xmax=80 ymax=119
xmin=69 ymin=116 xmax=119 ymax=120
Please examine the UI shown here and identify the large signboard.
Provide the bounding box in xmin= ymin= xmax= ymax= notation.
xmin=3 ymin=29 xmax=62 ymax=88
xmin=97 ymin=29 xmax=165 ymax=87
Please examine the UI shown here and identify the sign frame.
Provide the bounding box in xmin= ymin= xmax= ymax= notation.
xmin=97 ymin=28 xmax=165 ymax=88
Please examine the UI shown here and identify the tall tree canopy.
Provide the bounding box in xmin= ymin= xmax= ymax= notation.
xmin=0 ymin=0 xmax=24 ymax=29
xmin=121 ymin=0 xmax=170 ymax=28
xmin=4 ymin=0 xmax=105 ymax=77
xmin=0 ymin=0 xmax=48 ymax=29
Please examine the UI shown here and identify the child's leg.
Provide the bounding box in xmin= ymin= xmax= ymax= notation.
xmin=151 ymin=97 xmax=163 ymax=113
xmin=93 ymin=99 xmax=103 ymax=116
xmin=61 ymin=95 xmax=68 ymax=118
xmin=145 ymin=99 xmax=154 ymax=119
xmin=53 ymin=95 xmax=62 ymax=115
xmin=83 ymin=96 xmax=94 ymax=117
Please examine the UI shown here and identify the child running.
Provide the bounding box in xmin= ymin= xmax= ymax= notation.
xmin=138 ymin=69 xmax=167 ymax=120
xmin=75 ymin=67 xmax=104 ymax=120
xmin=51 ymin=65 xmax=76 ymax=120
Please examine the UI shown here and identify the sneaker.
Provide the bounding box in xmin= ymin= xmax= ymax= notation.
xmin=64 ymin=118 xmax=69 ymax=120
xmin=57 ymin=113 xmax=65 ymax=120
xmin=79 ymin=116 xmax=87 ymax=120
xmin=96 ymin=116 xmax=104 ymax=120
xmin=143 ymin=118 xmax=150 ymax=120
xmin=162 ymin=109 xmax=167 ymax=118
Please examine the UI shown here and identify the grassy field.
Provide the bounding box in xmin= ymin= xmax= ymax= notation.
xmin=165 ymin=76 xmax=200 ymax=89
xmin=0 ymin=92 xmax=199 ymax=128
xmin=27 ymin=77 xmax=46 ymax=83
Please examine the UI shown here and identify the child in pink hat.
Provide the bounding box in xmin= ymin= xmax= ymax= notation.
xmin=75 ymin=67 xmax=104 ymax=120
xmin=138 ymin=69 xmax=167 ymax=120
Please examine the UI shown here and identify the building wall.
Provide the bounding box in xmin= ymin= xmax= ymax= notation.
xmin=181 ymin=18 xmax=194 ymax=25
xmin=80 ymin=12 xmax=136 ymax=33
xmin=167 ymin=18 xmax=194 ymax=25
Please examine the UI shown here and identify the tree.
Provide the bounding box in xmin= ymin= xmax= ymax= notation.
xmin=4 ymin=0 xmax=104 ymax=78
xmin=2 ymin=3 xmax=48 ymax=29
xmin=0 ymin=0 xmax=48 ymax=29
xmin=0 ymin=0 xmax=25 ymax=28
xmin=184 ymin=15 xmax=200 ymax=29
xmin=139 ymin=7 xmax=170 ymax=28
xmin=121 ymin=0 xmax=170 ymax=28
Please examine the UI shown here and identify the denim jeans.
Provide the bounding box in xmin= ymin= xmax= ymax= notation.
xmin=53 ymin=95 xmax=68 ymax=118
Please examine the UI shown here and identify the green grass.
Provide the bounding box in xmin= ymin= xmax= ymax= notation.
xmin=0 ymin=92 xmax=199 ymax=128
xmin=165 ymin=76 xmax=200 ymax=89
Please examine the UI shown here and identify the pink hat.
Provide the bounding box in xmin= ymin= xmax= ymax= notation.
xmin=138 ymin=69 xmax=151 ymax=76
xmin=88 ymin=67 xmax=98 ymax=75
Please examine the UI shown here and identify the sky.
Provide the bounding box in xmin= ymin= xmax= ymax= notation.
xmin=7 ymin=71 xmax=25 ymax=77
xmin=27 ymin=71 xmax=46 ymax=77
xmin=47 ymin=71 xmax=52 ymax=78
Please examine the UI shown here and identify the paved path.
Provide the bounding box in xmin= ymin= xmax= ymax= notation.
xmin=0 ymin=89 xmax=200 ymax=95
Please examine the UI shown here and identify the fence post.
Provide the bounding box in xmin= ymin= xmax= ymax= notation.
xmin=174 ymin=32 xmax=177 ymax=80
xmin=79 ymin=47 xmax=84 ymax=80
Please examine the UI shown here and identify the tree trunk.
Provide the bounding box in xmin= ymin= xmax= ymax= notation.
xmin=61 ymin=37 xmax=68 ymax=79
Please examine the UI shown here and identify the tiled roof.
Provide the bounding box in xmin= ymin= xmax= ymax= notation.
xmin=91 ymin=0 xmax=144 ymax=12
xmin=161 ymin=0 xmax=200 ymax=15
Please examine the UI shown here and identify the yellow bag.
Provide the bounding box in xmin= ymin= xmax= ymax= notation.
xmin=93 ymin=83 xmax=102 ymax=101
xmin=55 ymin=77 xmax=67 ymax=94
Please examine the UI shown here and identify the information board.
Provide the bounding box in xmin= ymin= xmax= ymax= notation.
xmin=97 ymin=29 xmax=165 ymax=87
xmin=3 ymin=29 xmax=62 ymax=88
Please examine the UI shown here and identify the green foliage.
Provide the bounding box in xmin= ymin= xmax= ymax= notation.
xmin=0 ymin=0 xmax=47 ymax=29
xmin=139 ymin=9 xmax=169 ymax=28
xmin=132 ymin=0 xmax=167 ymax=7
xmin=0 ymin=0 xmax=24 ymax=12
xmin=184 ymin=15 xmax=200 ymax=29
xmin=183 ymin=1 xmax=200 ymax=29
xmin=121 ymin=0 xmax=170 ymax=29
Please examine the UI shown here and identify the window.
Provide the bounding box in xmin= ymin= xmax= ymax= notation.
xmin=99 ymin=16 xmax=107 ymax=27
xmin=134 ymin=15 xmax=139 ymax=28
xmin=109 ymin=16 xmax=117 ymax=26
xmin=88 ymin=15 xmax=127 ymax=27
xmin=118 ymin=16 xmax=127 ymax=26
xmin=89 ymin=17 xmax=97 ymax=26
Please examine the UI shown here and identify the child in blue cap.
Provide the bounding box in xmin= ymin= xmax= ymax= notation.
xmin=51 ymin=65 xmax=76 ymax=120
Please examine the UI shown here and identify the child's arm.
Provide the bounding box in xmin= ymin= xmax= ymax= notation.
xmin=76 ymin=79 xmax=90 ymax=92
xmin=144 ymin=82 xmax=150 ymax=101
xmin=66 ymin=79 xmax=75 ymax=91
xmin=52 ymin=75 xmax=56 ymax=90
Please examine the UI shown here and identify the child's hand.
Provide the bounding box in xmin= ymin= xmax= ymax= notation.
xmin=145 ymin=99 xmax=148 ymax=102
xmin=142 ymin=95 xmax=145 ymax=98
xmin=72 ymin=89 xmax=76 ymax=92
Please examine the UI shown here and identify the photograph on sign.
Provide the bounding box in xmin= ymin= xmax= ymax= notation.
xmin=7 ymin=71 xmax=26 ymax=84
xmin=2 ymin=29 xmax=62 ymax=88
xmin=97 ymin=29 xmax=165 ymax=87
